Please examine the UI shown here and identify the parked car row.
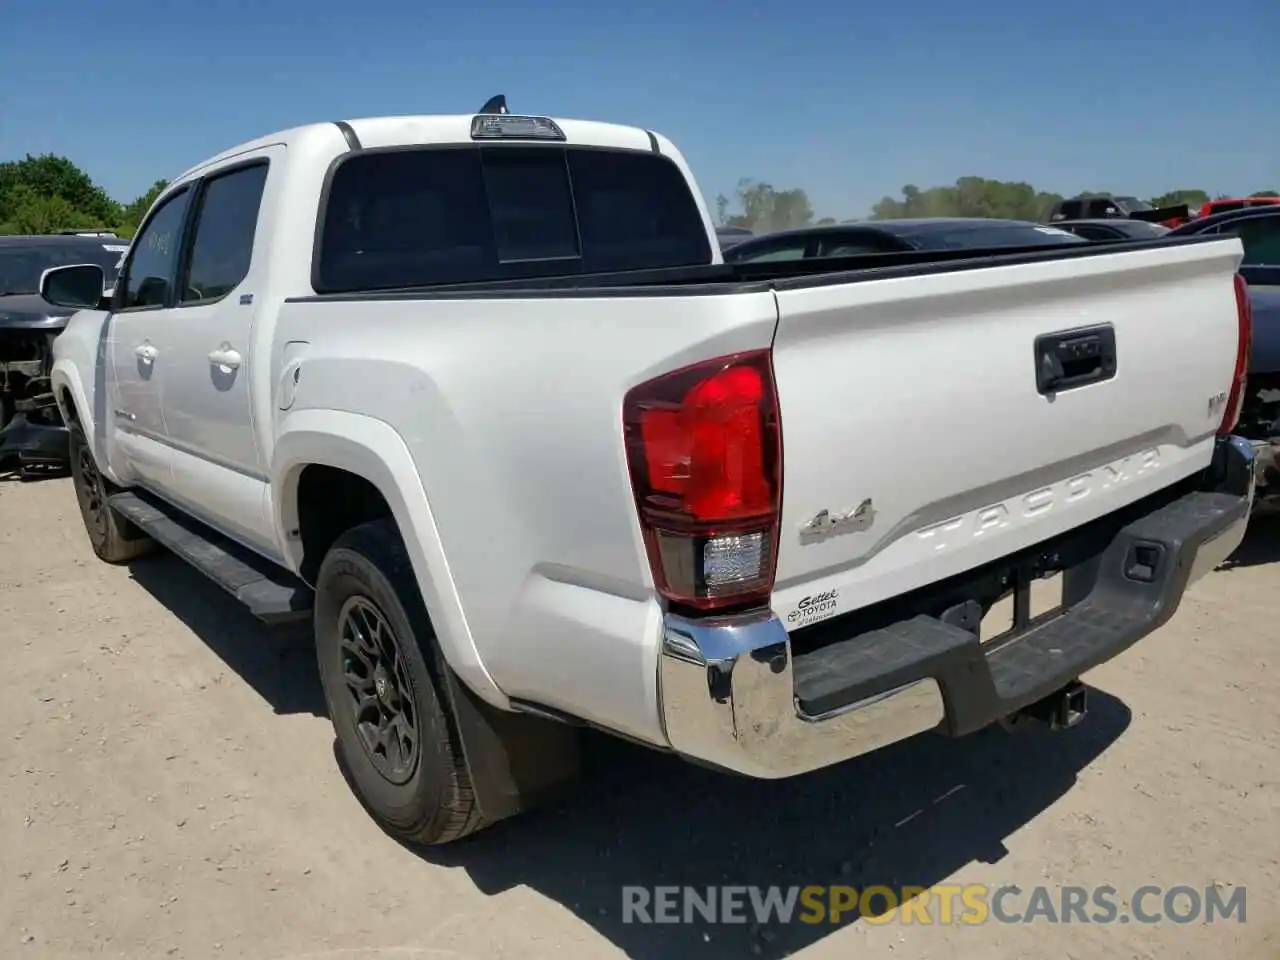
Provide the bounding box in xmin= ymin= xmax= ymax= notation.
xmin=1048 ymin=194 xmax=1190 ymax=228
xmin=24 ymin=100 xmax=1261 ymax=852
xmin=0 ymin=234 xmax=128 ymax=477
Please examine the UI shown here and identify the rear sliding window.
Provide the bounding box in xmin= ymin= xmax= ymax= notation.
xmin=314 ymin=146 xmax=713 ymax=292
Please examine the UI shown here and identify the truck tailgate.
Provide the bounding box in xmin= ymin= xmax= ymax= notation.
xmin=768 ymin=238 xmax=1245 ymax=625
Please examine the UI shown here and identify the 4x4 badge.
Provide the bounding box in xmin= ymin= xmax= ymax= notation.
xmin=800 ymin=498 xmax=875 ymax=539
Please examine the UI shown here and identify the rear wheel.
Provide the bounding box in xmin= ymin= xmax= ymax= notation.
xmin=315 ymin=519 xmax=488 ymax=846
xmin=68 ymin=423 xmax=154 ymax=563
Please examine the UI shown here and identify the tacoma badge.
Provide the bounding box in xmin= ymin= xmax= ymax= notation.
xmin=800 ymin=498 xmax=875 ymax=539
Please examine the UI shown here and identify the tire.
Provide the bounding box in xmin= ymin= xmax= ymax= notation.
xmin=68 ymin=422 xmax=155 ymax=564
xmin=314 ymin=519 xmax=488 ymax=846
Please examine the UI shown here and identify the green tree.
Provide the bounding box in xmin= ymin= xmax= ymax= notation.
xmin=0 ymin=184 xmax=88 ymax=234
xmin=1151 ymin=189 xmax=1209 ymax=208
xmin=0 ymin=153 xmax=120 ymax=227
xmin=870 ymin=177 xmax=1063 ymax=221
xmin=1251 ymin=190 xmax=1279 ymax=198
xmin=721 ymin=178 xmax=815 ymax=232
xmin=713 ymin=193 xmax=731 ymax=226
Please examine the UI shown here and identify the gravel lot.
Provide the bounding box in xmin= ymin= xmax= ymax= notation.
xmin=1 ymin=474 xmax=1277 ymax=959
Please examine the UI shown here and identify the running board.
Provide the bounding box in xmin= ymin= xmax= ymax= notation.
xmin=107 ymin=491 xmax=313 ymax=623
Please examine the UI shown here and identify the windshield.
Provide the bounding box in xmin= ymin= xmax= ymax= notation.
xmin=909 ymin=223 xmax=1090 ymax=251
xmin=1114 ymin=196 xmax=1154 ymax=213
xmin=0 ymin=241 xmax=127 ymax=296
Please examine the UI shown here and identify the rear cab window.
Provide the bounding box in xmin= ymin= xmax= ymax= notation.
xmin=314 ymin=145 xmax=712 ymax=292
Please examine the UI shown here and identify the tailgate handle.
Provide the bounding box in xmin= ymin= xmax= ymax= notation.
xmin=1034 ymin=324 xmax=1117 ymax=395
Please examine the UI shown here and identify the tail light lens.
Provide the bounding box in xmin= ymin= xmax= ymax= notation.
xmin=1218 ymin=273 xmax=1253 ymax=435
xmin=623 ymin=350 xmax=782 ymax=613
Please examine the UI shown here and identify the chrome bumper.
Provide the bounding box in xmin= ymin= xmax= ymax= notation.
xmin=660 ymin=612 xmax=945 ymax=779
xmin=657 ymin=436 xmax=1254 ymax=780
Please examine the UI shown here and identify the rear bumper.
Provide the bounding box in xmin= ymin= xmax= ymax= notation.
xmin=657 ymin=435 xmax=1254 ymax=779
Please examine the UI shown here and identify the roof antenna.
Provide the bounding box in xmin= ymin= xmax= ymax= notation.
xmin=478 ymin=94 xmax=508 ymax=115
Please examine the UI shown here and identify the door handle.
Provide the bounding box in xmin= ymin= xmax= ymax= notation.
xmin=134 ymin=342 xmax=157 ymax=363
xmin=208 ymin=344 xmax=242 ymax=372
xmin=1034 ymin=324 xmax=1117 ymax=395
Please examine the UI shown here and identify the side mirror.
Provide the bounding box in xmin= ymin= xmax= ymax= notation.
xmin=40 ymin=263 xmax=106 ymax=310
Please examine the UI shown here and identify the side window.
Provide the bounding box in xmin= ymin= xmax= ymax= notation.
xmin=180 ymin=164 xmax=269 ymax=304
xmin=120 ymin=188 xmax=191 ymax=309
xmin=1237 ymin=218 xmax=1280 ymax=265
xmin=733 ymin=241 xmax=809 ymax=263
xmin=1086 ymin=199 xmax=1119 ymax=218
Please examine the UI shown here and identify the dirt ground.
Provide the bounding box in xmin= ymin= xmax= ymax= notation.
xmin=1 ymin=474 xmax=1277 ymax=960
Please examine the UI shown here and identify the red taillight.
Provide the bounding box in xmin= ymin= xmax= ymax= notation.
xmin=1218 ymin=273 xmax=1253 ymax=435
xmin=623 ymin=350 xmax=782 ymax=613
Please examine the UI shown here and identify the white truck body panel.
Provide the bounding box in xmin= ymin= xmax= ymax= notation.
xmin=268 ymin=291 xmax=779 ymax=741
xmin=769 ymin=239 xmax=1243 ymax=626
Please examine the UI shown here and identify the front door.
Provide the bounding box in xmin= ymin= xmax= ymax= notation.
xmin=157 ymin=153 xmax=277 ymax=556
xmin=106 ymin=185 xmax=194 ymax=492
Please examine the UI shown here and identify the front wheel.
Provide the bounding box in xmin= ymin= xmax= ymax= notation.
xmin=314 ymin=519 xmax=488 ymax=846
xmin=68 ymin=423 xmax=154 ymax=564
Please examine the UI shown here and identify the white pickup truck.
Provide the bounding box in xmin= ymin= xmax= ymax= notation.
xmin=41 ymin=100 xmax=1256 ymax=847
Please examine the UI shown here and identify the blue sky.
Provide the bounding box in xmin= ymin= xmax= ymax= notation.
xmin=3 ymin=0 xmax=1277 ymax=219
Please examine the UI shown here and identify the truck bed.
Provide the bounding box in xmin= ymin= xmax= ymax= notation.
xmin=285 ymin=234 xmax=1225 ymax=301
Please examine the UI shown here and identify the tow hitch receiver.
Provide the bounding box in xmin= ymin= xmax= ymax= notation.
xmin=1008 ymin=680 xmax=1088 ymax=731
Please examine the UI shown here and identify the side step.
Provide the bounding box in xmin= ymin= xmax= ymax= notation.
xmin=108 ymin=491 xmax=313 ymax=623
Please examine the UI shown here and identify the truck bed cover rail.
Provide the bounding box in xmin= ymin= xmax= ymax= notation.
xmin=285 ymin=235 xmax=1230 ymax=302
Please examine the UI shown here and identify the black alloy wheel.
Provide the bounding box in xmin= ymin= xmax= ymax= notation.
xmin=337 ymin=595 xmax=420 ymax=785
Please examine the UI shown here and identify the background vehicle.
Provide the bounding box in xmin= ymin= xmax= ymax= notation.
xmin=0 ymin=234 xmax=128 ymax=477
xmin=1047 ymin=195 xmax=1188 ymax=227
xmin=722 ymin=217 xmax=1088 ymax=263
xmin=42 ymin=105 xmax=1254 ymax=849
xmin=1198 ymin=196 xmax=1280 ymax=219
xmin=1169 ymin=206 xmax=1280 ymax=501
xmin=1052 ymin=219 xmax=1171 ymax=242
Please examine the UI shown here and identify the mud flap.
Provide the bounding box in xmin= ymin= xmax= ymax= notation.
xmin=442 ymin=666 xmax=583 ymax=825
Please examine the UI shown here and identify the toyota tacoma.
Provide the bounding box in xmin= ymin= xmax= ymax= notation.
xmin=41 ymin=99 xmax=1256 ymax=845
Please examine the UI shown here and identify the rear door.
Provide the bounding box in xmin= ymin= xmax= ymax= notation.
xmin=766 ymin=238 xmax=1245 ymax=620
xmin=157 ymin=154 xmax=276 ymax=554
